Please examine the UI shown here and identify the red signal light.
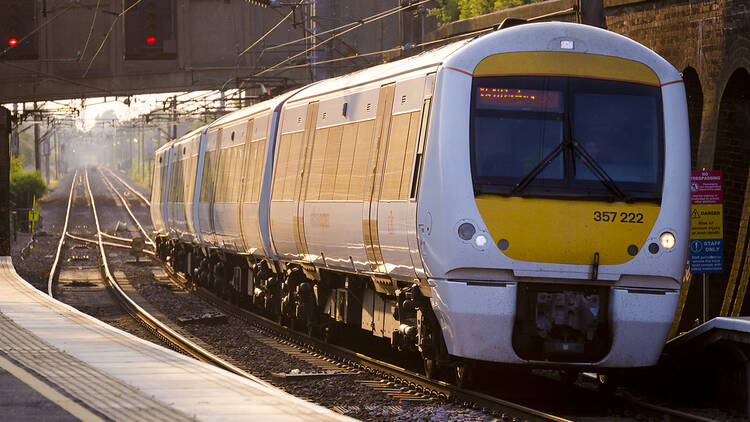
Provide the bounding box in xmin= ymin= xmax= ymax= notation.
xmin=8 ymin=37 xmax=18 ymax=47
xmin=146 ymin=36 xmax=156 ymax=45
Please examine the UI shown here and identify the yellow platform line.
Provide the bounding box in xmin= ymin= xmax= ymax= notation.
xmin=0 ymin=355 xmax=105 ymax=422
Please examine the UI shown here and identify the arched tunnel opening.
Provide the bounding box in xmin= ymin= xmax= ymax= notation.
xmin=712 ymin=67 xmax=750 ymax=318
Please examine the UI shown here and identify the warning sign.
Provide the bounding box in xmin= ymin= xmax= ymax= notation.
xmin=690 ymin=170 xmax=723 ymax=274
xmin=690 ymin=203 xmax=723 ymax=239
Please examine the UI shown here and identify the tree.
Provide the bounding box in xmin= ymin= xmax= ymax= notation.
xmin=428 ymin=0 xmax=544 ymax=25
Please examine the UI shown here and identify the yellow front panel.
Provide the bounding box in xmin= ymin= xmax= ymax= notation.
xmin=473 ymin=52 xmax=660 ymax=86
xmin=475 ymin=196 xmax=660 ymax=265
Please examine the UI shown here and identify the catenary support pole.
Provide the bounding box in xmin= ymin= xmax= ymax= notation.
xmin=0 ymin=107 xmax=11 ymax=255
xmin=34 ymin=102 xmax=40 ymax=171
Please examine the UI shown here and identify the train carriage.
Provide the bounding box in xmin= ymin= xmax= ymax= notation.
xmin=154 ymin=21 xmax=690 ymax=384
xmin=150 ymin=142 xmax=174 ymax=236
xmin=166 ymin=128 xmax=202 ymax=243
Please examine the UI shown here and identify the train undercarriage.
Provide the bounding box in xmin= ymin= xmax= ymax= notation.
xmin=155 ymin=235 xmax=478 ymax=385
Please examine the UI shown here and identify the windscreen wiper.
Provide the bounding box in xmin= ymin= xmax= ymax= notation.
xmin=511 ymin=142 xmax=563 ymax=195
xmin=571 ymin=139 xmax=629 ymax=201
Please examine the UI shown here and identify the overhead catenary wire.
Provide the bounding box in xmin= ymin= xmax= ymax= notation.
xmin=261 ymin=2 xmax=406 ymax=52
xmin=79 ymin=0 xmax=103 ymax=62
xmin=255 ymin=0 xmax=431 ymax=76
xmin=83 ymin=0 xmax=144 ymax=78
xmin=165 ymin=0 xmax=432 ymax=117
xmin=237 ymin=0 xmax=304 ymax=58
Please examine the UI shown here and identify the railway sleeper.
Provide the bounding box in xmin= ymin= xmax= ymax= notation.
xmin=167 ymin=244 xmax=466 ymax=383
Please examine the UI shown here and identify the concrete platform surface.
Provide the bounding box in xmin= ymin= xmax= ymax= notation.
xmin=0 ymin=257 xmax=354 ymax=422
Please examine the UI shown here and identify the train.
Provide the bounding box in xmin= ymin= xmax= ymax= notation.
xmin=151 ymin=21 xmax=691 ymax=386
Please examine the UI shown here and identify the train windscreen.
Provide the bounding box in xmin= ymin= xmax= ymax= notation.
xmin=470 ymin=76 xmax=663 ymax=201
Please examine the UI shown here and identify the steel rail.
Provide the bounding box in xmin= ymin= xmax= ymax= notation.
xmin=47 ymin=169 xmax=80 ymax=297
xmin=65 ymin=232 xmax=155 ymax=255
xmin=99 ymin=232 xmax=136 ymax=244
xmin=82 ymin=168 xmax=272 ymax=388
xmin=101 ymin=167 xmax=150 ymax=207
xmin=173 ymin=269 xmax=569 ymax=422
xmin=98 ymin=168 xmax=155 ymax=246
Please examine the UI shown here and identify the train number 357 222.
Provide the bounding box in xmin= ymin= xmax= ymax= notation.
xmin=593 ymin=211 xmax=644 ymax=223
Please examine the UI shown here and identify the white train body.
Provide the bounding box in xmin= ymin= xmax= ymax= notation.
xmin=151 ymin=22 xmax=690 ymax=371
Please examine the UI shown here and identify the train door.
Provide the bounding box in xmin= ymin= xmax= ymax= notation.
xmin=362 ymin=84 xmax=395 ymax=274
xmin=238 ymin=118 xmax=255 ymax=253
xmin=407 ymin=73 xmax=436 ymax=279
xmin=294 ymin=102 xmax=320 ymax=261
xmin=192 ymin=131 xmax=207 ymax=245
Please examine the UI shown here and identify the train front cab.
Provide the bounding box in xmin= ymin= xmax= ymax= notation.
xmin=420 ymin=23 xmax=690 ymax=369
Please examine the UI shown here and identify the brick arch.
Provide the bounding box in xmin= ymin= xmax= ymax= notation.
xmin=682 ymin=67 xmax=703 ymax=169
xmin=713 ymin=67 xmax=750 ymax=316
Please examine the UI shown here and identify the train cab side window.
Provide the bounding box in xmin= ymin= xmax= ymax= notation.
xmin=410 ymin=98 xmax=432 ymax=200
xmin=400 ymin=110 xmax=421 ymax=200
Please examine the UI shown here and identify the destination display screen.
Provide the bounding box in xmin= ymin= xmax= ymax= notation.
xmin=476 ymin=87 xmax=562 ymax=112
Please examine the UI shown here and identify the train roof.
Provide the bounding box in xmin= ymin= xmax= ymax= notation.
xmin=205 ymin=89 xmax=299 ymax=131
xmin=441 ymin=22 xmax=680 ymax=84
xmin=173 ymin=126 xmax=204 ymax=146
xmin=284 ymin=40 xmax=470 ymax=104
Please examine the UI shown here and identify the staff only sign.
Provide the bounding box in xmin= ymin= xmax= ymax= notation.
xmin=690 ymin=170 xmax=723 ymax=273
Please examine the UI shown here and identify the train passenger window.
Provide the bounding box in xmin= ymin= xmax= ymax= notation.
xmin=284 ymin=132 xmax=305 ymax=201
xmin=307 ymin=128 xmax=329 ymax=200
xmin=382 ymin=113 xmax=411 ymax=200
xmin=272 ymin=134 xmax=292 ymax=200
xmin=320 ymin=126 xmax=344 ymax=200
xmin=253 ymin=140 xmax=266 ymax=201
xmin=244 ymin=142 xmax=258 ymax=203
xmin=334 ymin=123 xmax=358 ymax=200
xmin=349 ymin=120 xmax=375 ymax=200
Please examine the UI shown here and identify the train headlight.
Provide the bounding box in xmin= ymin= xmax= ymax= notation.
xmin=458 ymin=222 xmax=476 ymax=240
xmin=659 ymin=232 xmax=676 ymax=250
xmin=474 ymin=235 xmax=487 ymax=247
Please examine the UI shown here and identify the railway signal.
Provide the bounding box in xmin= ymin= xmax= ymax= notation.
xmin=0 ymin=1 xmax=38 ymax=60
xmin=124 ymin=0 xmax=176 ymax=60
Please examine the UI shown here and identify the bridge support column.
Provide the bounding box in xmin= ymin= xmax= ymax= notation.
xmin=0 ymin=107 xmax=10 ymax=255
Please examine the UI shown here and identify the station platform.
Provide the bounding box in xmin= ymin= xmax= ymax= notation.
xmin=661 ymin=317 xmax=750 ymax=415
xmin=0 ymin=257 xmax=352 ymax=422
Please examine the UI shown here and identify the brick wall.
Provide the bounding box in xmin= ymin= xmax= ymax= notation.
xmin=608 ymin=0 xmax=750 ymax=323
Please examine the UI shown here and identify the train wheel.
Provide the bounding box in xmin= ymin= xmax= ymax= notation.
xmin=454 ymin=361 xmax=475 ymax=389
xmin=423 ymin=357 xmax=439 ymax=380
xmin=560 ymin=369 xmax=579 ymax=385
xmin=423 ymin=355 xmax=451 ymax=381
xmin=597 ymin=373 xmax=617 ymax=395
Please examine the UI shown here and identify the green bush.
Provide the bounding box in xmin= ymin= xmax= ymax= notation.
xmin=10 ymin=170 xmax=47 ymax=209
xmin=428 ymin=0 xmax=544 ymax=25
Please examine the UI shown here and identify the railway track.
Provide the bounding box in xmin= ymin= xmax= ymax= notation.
xmin=47 ymin=167 xmax=271 ymax=388
xmin=47 ymin=166 xmax=719 ymax=422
